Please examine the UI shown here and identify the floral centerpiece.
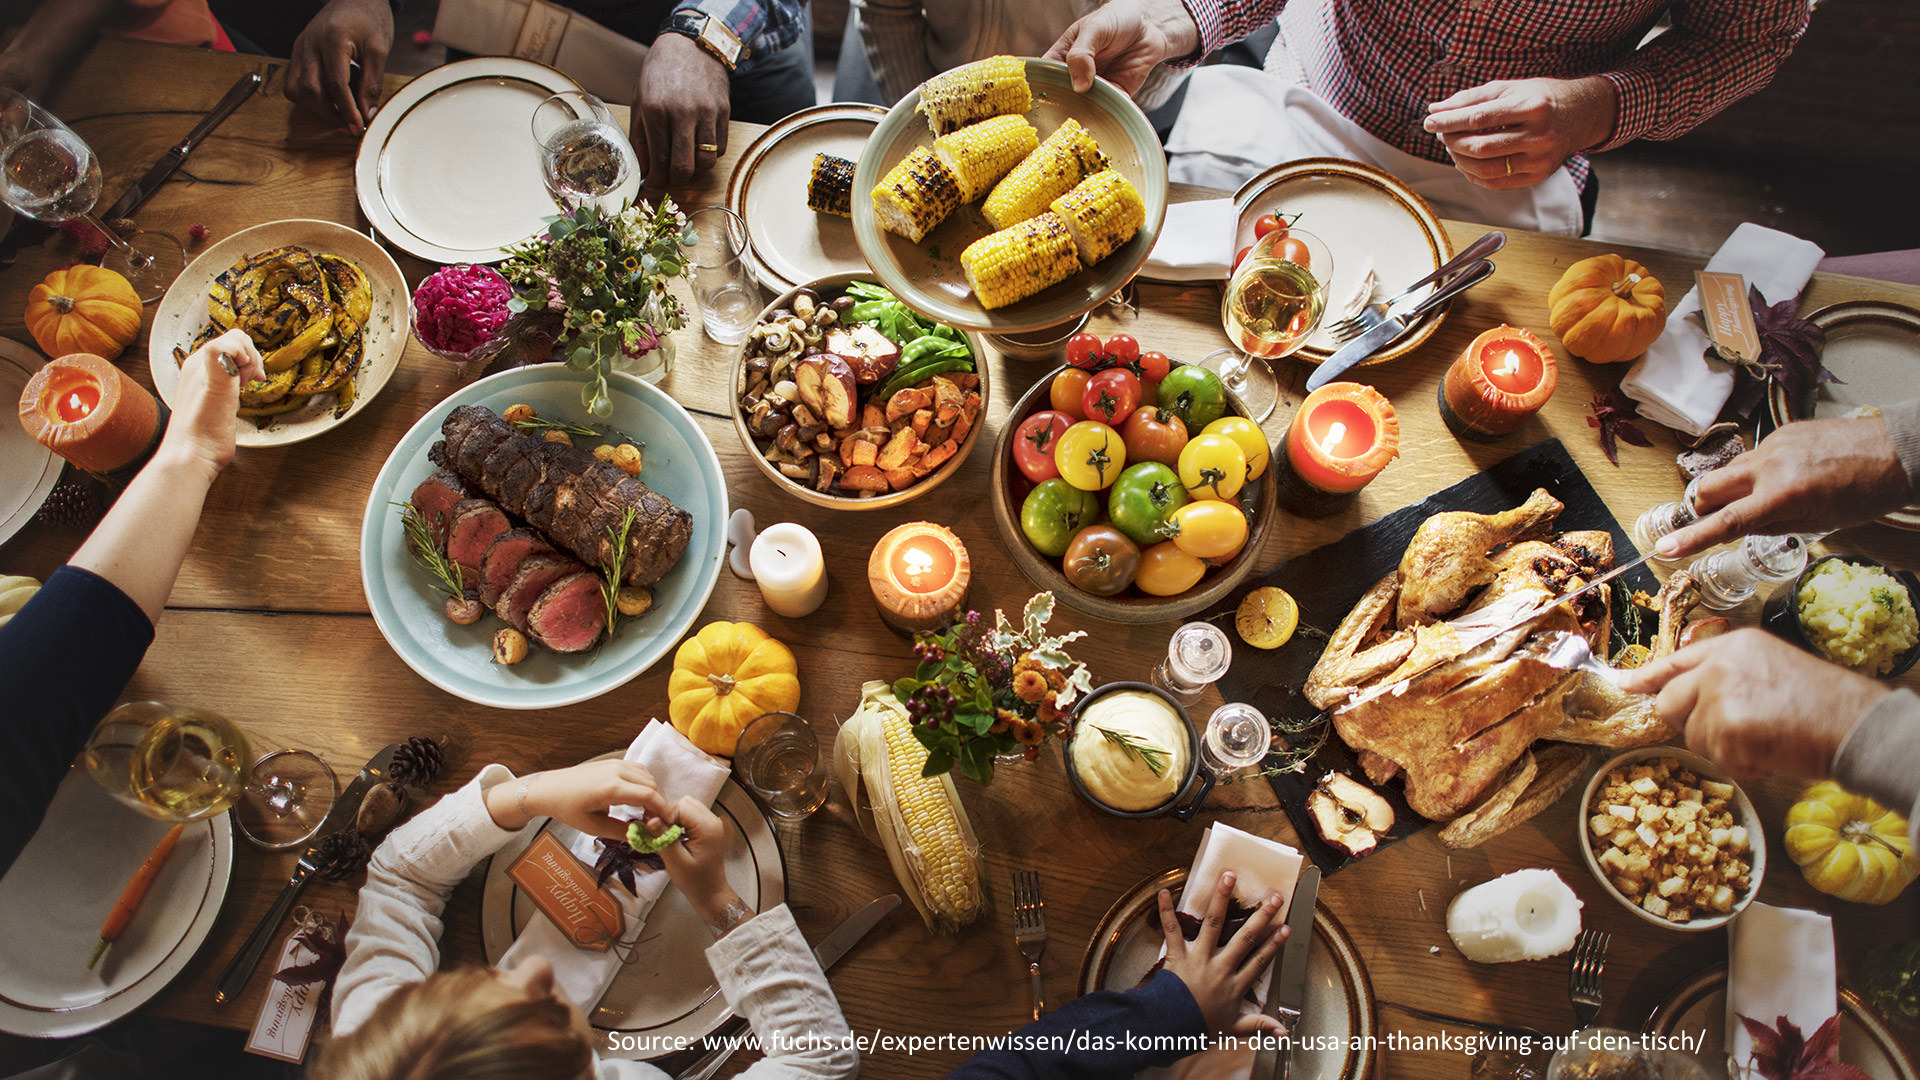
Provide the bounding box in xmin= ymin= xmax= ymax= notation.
xmin=894 ymin=593 xmax=1094 ymax=785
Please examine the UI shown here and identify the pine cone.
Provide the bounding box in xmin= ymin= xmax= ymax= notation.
xmin=33 ymin=481 xmax=104 ymax=528
xmin=389 ymin=736 xmax=445 ymax=788
xmin=312 ymin=830 xmax=371 ymax=882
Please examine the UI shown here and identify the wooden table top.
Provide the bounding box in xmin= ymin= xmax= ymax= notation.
xmin=4 ymin=40 xmax=1917 ymax=1078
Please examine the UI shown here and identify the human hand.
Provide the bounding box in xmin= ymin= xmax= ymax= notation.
xmin=655 ymin=796 xmax=742 ymax=927
xmin=1424 ymin=76 xmax=1618 ymax=190
xmin=1656 ymin=418 xmax=1912 ymax=559
xmin=632 ymin=32 xmax=728 ymax=187
xmin=485 ymin=759 xmax=673 ymax=839
xmin=1614 ymin=629 xmax=1890 ymax=778
xmin=160 ymin=328 xmax=263 ymax=480
xmin=1158 ymin=871 xmax=1290 ymax=1038
xmin=285 ymin=0 xmax=393 ymax=135
xmin=1042 ymin=0 xmax=1200 ymax=96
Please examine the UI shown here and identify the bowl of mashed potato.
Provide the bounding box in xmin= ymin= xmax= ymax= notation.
xmin=1765 ymin=554 xmax=1920 ymax=678
xmin=1065 ymin=682 xmax=1210 ymax=819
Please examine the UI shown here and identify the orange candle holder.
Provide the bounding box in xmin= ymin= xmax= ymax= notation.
xmin=1277 ymin=382 xmax=1399 ymax=518
xmin=868 ymin=522 xmax=970 ymax=634
xmin=1440 ymin=325 xmax=1558 ymax=441
xmin=17 ymin=352 xmax=166 ymax=479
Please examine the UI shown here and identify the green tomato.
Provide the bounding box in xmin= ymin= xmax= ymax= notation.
xmin=1021 ymin=478 xmax=1103 ymax=557
xmin=1156 ymin=365 xmax=1230 ymax=432
xmin=1107 ymin=462 xmax=1190 ymax=546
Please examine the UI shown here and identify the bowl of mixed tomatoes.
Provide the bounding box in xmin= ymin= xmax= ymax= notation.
xmin=989 ymin=332 xmax=1278 ymax=621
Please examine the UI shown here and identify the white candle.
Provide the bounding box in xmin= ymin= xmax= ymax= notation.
xmin=1446 ymin=868 xmax=1583 ymax=964
xmin=749 ymin=523 xmax=827 ymax=618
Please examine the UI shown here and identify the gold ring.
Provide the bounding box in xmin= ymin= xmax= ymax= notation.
xmin=1505 ymin=155 xmax=1514 ymax=177
xmin=697 ymin=142 xmax=720 ymax=153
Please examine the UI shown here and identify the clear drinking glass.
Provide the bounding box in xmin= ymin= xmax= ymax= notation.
xmin=734 ymin=711 xmax=827 ymax=819
xmin=1204 ymin=227 xmax=1334 ymax=422
xmin=1201 ymin=703 xmax=1271 ymax=776
xmin=685 ymin=206 xmax=758 ymax=345
xmin=531 ymin=91 xmax=637 ymax=214
xmin=0 ymin=89 xmax=184 ymax=301
xmin=1151 ymin=622 xmax=1233 ymax=706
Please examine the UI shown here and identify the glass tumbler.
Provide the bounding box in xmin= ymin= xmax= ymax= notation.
xmin=734 ymin=711 xmax=828 ymax=819
xmin=685 ymin=206 xmax=759 ymax=345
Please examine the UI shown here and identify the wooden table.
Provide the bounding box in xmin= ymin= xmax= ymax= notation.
xmin=5 ymin=40 xmax=1917 ymax=1079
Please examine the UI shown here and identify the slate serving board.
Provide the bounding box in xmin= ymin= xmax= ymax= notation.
xmin=1203 ymin=438 xmax=1661 ymax=873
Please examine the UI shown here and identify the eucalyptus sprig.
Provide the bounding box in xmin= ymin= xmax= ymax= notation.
xmin=394 ymin=503 xmax=467 ymax=600
xmin=1095 ymin=726 xmax=1169 ymax=778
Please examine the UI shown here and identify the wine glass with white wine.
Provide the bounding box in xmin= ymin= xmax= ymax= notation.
xmin=1201 ymin=227 xmax=1334 ymax=422
xmin=0 ymin=89 xmax=185 ymax=302
xmin=531 ymin=91 xmax=640 ymax=214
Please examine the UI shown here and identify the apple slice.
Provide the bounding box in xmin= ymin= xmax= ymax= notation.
xmin=826 ymin=324 xmax=902 ymax=384
xmin=797 ymin=354 xmax=860 ymax=430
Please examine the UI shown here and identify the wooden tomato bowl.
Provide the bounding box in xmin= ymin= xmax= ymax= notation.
xmin=989 ymin=364 xmax=1278 ymax=622
xmin=730 ymin=272 xmax=990 ymax=510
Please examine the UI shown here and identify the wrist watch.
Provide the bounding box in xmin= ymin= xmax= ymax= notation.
xmin=662 ymin=9 xmax=747 ymax=71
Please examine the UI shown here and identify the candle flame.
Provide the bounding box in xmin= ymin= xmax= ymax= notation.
xmin=1499 ymin=350 xmax=1521 ymax=377
xmin=902 ymin=546 xmax=935 ymax=580
xmin=1319 ymin=420 xmax=1348 ymax=456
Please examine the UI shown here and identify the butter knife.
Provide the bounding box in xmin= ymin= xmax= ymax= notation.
xmin=1305 ymin=259 xmax=1495 ymax=391
xmin=1251 ymin=866 xmax=1320 ymax=1080
xmin=103 ymin=69 xmax=267 ymax=222
xmin=214 ymin=742 xmax=398 ymax=1004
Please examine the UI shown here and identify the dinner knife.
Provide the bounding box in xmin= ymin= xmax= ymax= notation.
xmin=214 ymin=742 xmax=398 ymax=1005
xmin=1251 ymin=866 xmax=1321 ymax=1080
xmin=1305 ymin=259 xmax=1496 ymax=391
xmin=675 ymin=894 xmax=902 ymax=1080
xmin=103 ymin=69 xmax=266 ymax=223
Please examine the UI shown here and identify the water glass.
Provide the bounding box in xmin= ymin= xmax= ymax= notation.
xmin=734 ymin=711 xmax=827 ymax=819
xmin=1201 ymin=703 xmax=1271 ymax=776
xmin=531 ymin=91 xmax=636 ymax=214
xmin=1150 ymin=622 xmax=1232 ymax=706
xmin=685 ymin=206 xmax=759 ymax=345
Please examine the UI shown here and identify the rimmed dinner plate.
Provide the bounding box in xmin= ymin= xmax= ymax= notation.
xmin=851 ymin=58 xmax=1169 ymax=334
xmin=0 ymin=765 xmax=233 ymax=1038
xmin=359 ymin=364 xmax=727 ymax=710
xmin=1079 ymin=867 xmax=1376 ymax=1080
xmin=1234 ymin=158 xmax=1454 ymax=369
xmin=0 ymin=337 xmax=60 ymax=544
xmin=1645 ymin=964 xmax=1916 ymax=1080
xmin=1767 ymin=300 xmax=1920 ymax=531
xmin=480 ymin=773 xmax=783 ymax=1058
xmin=727 ymin=103 xmax=885 ymax=293
xmin=148 ymin=218 xmax=409 ymax=447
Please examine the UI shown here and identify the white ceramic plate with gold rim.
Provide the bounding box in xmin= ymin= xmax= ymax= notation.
xmin=726 ymin=103 xmax=885 ymax=293
xmin=1646 ymin=964 xmax=1917 ymax=1080
xmin=0 ymin=336 xmax=59 ymax=545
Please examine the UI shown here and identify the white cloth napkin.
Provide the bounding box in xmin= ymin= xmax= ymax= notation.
xmin=1727 ymin=902 xmax=1836 ymax=1068
xmin=499 ymin=720 xmax=731 ymax=1010
xmin=1143 ymin=199 xmax=1239 ymax=282
xmin=1621 ymin=223 xmax=1826 ymax=437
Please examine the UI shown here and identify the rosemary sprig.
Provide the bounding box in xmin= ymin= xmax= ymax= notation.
xmin=392 ymin=502 xmax=467 ymax=600
xmin=510 ymin=415 xmax=601 ymax=438
xmin=1095 ymin=725 xmax=1169 ymax=778
xmin=599 ymin=503 xmax=641 ymax=637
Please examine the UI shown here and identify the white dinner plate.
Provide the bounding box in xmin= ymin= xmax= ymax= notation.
xmin=0 ymin=766 xmax=233 ymax=1038
xmin=0 ymin=336 xmax=60 ymax=544
xmin=148 ymin=218 xmax=410 ymax=447
xmin=481 ymin=775 xmax=784 ymax=1057
xmin=726 ymin=103 xmax=885 ymax=293
xmin=1646 ymin=964 xmax=1916 ymax=1080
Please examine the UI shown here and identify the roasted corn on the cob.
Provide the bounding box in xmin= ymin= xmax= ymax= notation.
xmin=871 ymin=146 xmax=963 ymax=243
xmin=918 ymin=55 xmax=1032 ymax=136
xmin=981 ymin=118 xmax=1106 ymax=230
xmin=1051 ymin=169 xmax=1146 ymax=265
xmin=807 ymin=153 xmax=856 ymax=217
xmin=960 ymin=212 xmax=1082 ymax=309
xmin=933 ymin=115 xmax=1039 ymax=203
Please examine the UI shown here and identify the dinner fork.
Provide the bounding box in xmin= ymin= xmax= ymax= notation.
xmin=1324 ymin=230 xmax=1507 ymax=343
xmin=1012 ymin=870 xmax=1048 ymax=1020
xmin=1569 ymin=929 xmax=1610 ymax=1030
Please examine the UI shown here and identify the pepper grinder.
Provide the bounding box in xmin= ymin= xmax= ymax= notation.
xmin=1690 ymin=533 xmax=1817 ymax=610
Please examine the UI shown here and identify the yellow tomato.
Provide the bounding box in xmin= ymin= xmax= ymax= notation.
xmin=1168 ymin=500 xmax=1249 ymax=560
xmin=1202 ymin=416 xmax=1271 ymax=480
xmin=1177 ymin=434 xmax=1246 ymax=501
xmin=1055 ymin=420 xmax=1127 ymax=491
xmin=1136 ymin=541 xmax=1207 ymax=596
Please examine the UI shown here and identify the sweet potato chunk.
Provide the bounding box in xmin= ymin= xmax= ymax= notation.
xmin=840 ymin=465 xmax=890 ymax=492
xmin=878 ymin=428 xmax=921 ymax=470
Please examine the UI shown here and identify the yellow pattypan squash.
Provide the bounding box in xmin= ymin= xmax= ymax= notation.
xmin=1784 ymin=780 xmax=1918 ymax=905
xmin=25 ymin=266 xmax=141 ymax=361
xmin=668 ymin=621 xmax=800 ymax=756
xmin=1547 ymin=254 xmax=1666 ymax=365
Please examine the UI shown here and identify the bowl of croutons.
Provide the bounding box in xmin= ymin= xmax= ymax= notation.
xmin=1580 ymin=748 xmax=1765 ymax=932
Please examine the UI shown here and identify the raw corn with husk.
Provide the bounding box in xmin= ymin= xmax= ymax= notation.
xmin=834 ymin=680 xmax=985 ymax=932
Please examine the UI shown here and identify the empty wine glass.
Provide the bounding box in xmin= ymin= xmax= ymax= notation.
xmin=531 ymin=91 xmax=639 ymax=214
xmin=1205 ymin=227 xmax=1334 ymax=421
xmin=0 ymin=89 xmax=184 ymax=301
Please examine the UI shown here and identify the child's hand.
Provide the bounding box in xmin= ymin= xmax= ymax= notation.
xmin=486 ymin=759 xmax=671 ymax=838
xmin=655 ymin=796 xmax=744 ymax=931
xmin=165 ymin=327 xmax=265 ymax=479
xmin=1159 ymin=871 xmax=1291 ymax=1038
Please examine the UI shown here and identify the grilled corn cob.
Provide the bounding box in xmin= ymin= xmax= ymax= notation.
xmin=807 ymin=153 xmax=856 ymax=217
xmin=961 ymin=212 xmax=1082 ymax=309
xmin=932 ymin=115 xmax=1039 ymax=203
xmin=981 ymin=118 xmax=1106 ymax=230
xmin=918 ymin=55 xmax=1032 ymax=136
xmin=871 ymin=146 xmax=964 ymax=243
xmin=1051 ymin=169 xmax=1146 ymax=265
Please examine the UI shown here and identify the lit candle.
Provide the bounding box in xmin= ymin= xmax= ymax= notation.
xmin=1440 ymin=325 xmax=1558 ymax=440
xmin=748 ymin=523 xmax=828 ymax=618
xmin=16 ymin=353 xmax=163 ymax=474
xmin=1445 ymin=868 xmax=1584 ymax=964
xmin=1283 ymin=381 xmax=1399 ymax=494
xmin=868 ymin=522 xmax=970 ymax=634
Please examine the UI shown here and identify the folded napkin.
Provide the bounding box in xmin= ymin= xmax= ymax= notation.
xmin=1621 ymin=223 xmax=1825 ymax=437
xmin=500 ymin=720 xmax=731 ymax=1010
xmin=1727 ymin=902 xmax=1836 ymax=1068
xmin=1143 ymin=199 xmax=1239 ymax=282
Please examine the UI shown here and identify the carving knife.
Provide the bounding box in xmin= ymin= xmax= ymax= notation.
xmin=1305 ymin=258 xmax=1496 ymax=391
xmin=1251 ymin=866 xmax=1321 ymax=1080
xmin=215 ymin=741 xmax=398 ymax=1004
xmin=103 ymin=69 xmax=267 ymax=222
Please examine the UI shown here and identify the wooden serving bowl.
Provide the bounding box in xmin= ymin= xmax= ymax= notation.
xmin=730 ymin=272 xmax=990 ymax=510
xmin=989 ymin=365 xmax=1279 ymax=621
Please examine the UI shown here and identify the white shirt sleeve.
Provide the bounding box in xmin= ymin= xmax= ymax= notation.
xmin=711 ymin=905 xmax=861 ymax=1078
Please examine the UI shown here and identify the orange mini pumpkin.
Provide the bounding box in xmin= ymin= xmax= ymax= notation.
xmin=25 ymin=266 xmax=141 ymax=361
xmin=1547 ymin=254 xmax=1666 ymax=365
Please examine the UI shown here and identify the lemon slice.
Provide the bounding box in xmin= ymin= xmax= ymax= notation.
xmin=1236 ymin=587 xmax=1299 ymax=650
xmin=1611 ymin=643 xmax=1653 ymax=669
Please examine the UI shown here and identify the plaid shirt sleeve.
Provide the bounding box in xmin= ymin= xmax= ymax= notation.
xmin=1596 ymin=0 xmax=1809 ymax=151
xmin=680 ymin=0 xmax=806 ymax=71
xmin=1175 ymin=0 xmax=1288 ymax=63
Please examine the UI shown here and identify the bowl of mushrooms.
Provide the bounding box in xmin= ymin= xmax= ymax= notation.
xmin=732 ymin=273 xmax=990 ymax=509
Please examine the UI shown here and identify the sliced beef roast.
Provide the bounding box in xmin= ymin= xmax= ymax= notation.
xmin=478 ymin=529 xmax=555 ymax=607
xmin=444 ymin=499 xmax=511 ymax=591
xmin=526 ymin=571 xmax=607 ymax=653
xmin=497 ymin=554 xmax=582 ymax=632
xmin=409 ymin=471 xmax=472 ymax=549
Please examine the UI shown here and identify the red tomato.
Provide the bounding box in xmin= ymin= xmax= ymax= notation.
xmin=1103 ymin=334 xmax=1141 ymax=365
xmin=1253 ymin=214 xmax=1285 ymax=240
xmin=1065 ymin=332 xmax=1105 ymax=369
xmin=1011 ymin=410 xmax=1074 ymax=484
xmin=1235 ymin=245 xmax=1253 ymax=270
xmin=1120 ymin=404 xmax=1190 ymax=466
xmin=1050 ymin=368 xmax=1092 ymax=420
xmin=1138 ymin=350 xmax=1172 ymax=383
xmin=1277 ymin=235 xmax=1311 ymax=270
xmin=1082 ymin=368 xmax=1142 ymax=426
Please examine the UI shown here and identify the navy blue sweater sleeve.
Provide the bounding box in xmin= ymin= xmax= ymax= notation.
xmin=946 ymin=969 xmax=1210 ymax=1080
xmin=0 ymin=566 xmax=154 ymax=875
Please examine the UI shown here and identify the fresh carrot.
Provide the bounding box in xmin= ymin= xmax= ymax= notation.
xmin=88 ymin=823 xmax=185 ymax=970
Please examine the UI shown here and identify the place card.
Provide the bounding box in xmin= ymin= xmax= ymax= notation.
xmin=507 ymin=831 xmax=624 ymax=951
xmin=1695 ymin=271 xmax=1761 ymax=364
xmin=246 ymin=934 xmax=326 ymax=1063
